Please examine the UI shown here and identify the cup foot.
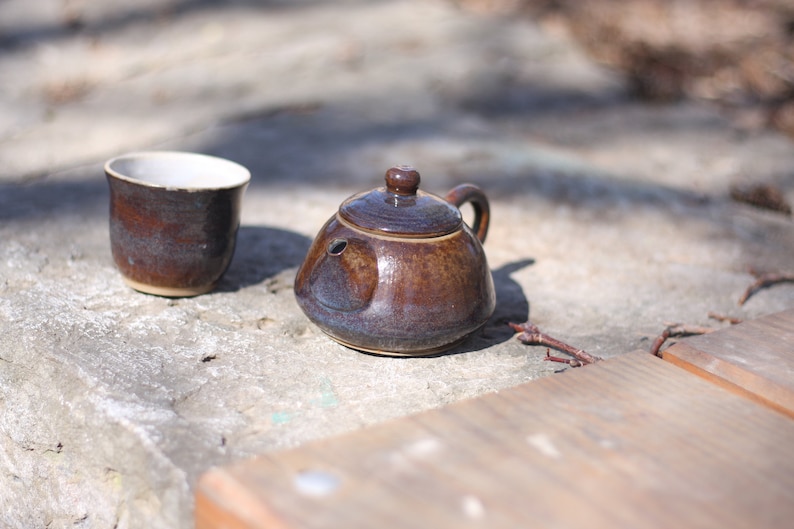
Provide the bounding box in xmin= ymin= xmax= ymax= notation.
xmin=121 ymin=277 xmax=216 ymax=297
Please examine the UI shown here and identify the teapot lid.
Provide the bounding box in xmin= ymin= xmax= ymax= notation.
xmin=339 ymin=166 xmax=462 ymax=238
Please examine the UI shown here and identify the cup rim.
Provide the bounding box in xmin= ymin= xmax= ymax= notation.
xmin=104 ymin=151 xmax=251 ymax=191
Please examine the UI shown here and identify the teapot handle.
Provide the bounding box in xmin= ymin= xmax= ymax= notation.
xmin=445 ymin=184 xmax=490 ymax=243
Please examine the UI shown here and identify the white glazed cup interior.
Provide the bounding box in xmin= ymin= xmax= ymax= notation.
xmin=105 ymin=151 xmax=251 ymax=190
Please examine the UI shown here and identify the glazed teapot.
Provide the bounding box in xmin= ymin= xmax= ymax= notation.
xmin=294 ymin=165 xmax=495 ymax=356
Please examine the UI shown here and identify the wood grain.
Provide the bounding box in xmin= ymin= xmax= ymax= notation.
xmin=196 ymin=351 xmax=794 ymax=529
xmin=664 ymin=308 xmax=794 ymax=418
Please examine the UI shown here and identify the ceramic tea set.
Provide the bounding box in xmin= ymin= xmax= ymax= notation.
xmin=106 ymin=153 xmax=494 ymax=356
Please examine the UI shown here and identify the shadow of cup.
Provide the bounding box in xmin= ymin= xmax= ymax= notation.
xmin=216 ymin=225 xmax=313 ymax=292
xmin=105 ymin=151 xmax=250 ymax=297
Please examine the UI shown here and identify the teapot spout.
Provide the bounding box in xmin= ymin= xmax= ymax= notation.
xmin=303 ymin=236 xmax=378 ymax=313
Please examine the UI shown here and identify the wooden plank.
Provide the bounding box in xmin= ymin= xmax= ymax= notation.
xmin=663 ymin=309 xmax=794 ymax=418
xmin=196 ymin=351 xmax=794 ymax=529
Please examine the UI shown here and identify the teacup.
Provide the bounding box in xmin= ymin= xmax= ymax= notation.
xmin=105 ymin=151 xmax=251 ymax=297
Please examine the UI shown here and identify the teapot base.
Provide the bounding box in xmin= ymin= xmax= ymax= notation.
xmin=321 ymin=332 xmax=471 ymax=357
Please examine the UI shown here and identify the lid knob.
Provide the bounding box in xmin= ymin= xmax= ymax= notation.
xmin=385 ymin=166 xmax=420 ymax=196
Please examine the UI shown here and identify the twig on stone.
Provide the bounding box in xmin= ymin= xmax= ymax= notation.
xmin=649 ymin=323 xmax=716 ymax=358
xmin=509 ymin=321 xmax=602 ymax=366
xmin=738 ymin=269 xmax=794 ymax=306
xmin=707 ymin=312 xmax=743 ymax=325
xmin=543 ymin=349 xmax=583 ymax=368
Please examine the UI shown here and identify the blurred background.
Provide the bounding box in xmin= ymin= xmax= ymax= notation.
xmin=2 ymin=0 xmax=792 ymax=211
xmin=467 ymin=0 xmax=794 ymax=134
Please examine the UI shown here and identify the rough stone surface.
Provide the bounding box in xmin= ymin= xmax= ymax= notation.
xmin=1 ymin=1 xmax=792 ymax=528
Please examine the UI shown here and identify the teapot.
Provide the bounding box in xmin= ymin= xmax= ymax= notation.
xmin=294 ymin=166 xmax=495 ymax=356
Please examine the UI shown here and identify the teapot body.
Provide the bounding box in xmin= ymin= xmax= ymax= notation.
xmin=294 ymin=215 xmax=495 ymax=355
xmin=294 ymin=166 xmax=495 ymax=356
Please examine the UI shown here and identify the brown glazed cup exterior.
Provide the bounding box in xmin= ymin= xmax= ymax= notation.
xmin=105 ymin=151 xmax=250 ymax=297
